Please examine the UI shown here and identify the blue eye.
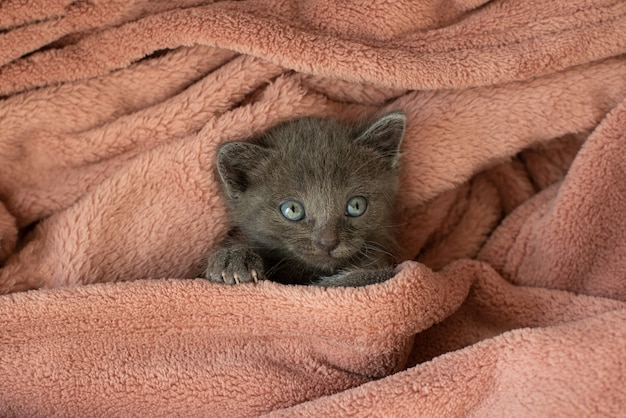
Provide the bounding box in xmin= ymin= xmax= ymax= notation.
xmin=280 ymin=200 xmax=305 ymax=221
xmin=346 ymin=196 xmax=367 ymax=217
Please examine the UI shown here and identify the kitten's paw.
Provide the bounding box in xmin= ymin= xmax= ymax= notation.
xmin=204 ymin=245 xmax=265 ymax=285
xmin=315 ymin=267 xmax=395 ymax=287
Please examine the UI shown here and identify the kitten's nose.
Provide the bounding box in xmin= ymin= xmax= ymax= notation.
xmin=316 ymin=236 xmax=339 ymax=254
xmin=317 ymin=238 xmax=339 ymax=254
xmin=315 ymin=225 xmax=339 ymax=255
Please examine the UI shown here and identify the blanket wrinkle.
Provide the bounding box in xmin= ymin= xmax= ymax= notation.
xmin=273 ymin=272 xmax=626 ymax=417
xmin=416 ymin=173 xmax=501 ymax=270
xmin=0 ymin=262 xmax=473 ymax=416
xmin=3 ymin=0 xmax=626 ymax=95
xmin=392 ymin=57 xmax=626 ymax=206
xmin=295 ymin=0 xmax=489 ymax=39
xmin=518 ymin=133 xmax=586 ymax=191
xmin=0 ymin=52 xmax=280 ymax=226
xmin=0 ymin=46 xmax=234 ymax=139
xmin=480 ymin=98 xmax=626 ymax=300
xmin=1 ymin=0 xmax=626 ymax=416
xmin=0 ymin=201 xmax=17 ymax=263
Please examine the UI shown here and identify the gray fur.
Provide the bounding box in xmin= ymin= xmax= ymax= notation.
xmin=205 ymin=112 xmax=405 ymax=287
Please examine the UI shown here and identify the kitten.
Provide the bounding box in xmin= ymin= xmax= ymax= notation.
xmin=205 ymin=112 xmax=405 ymax=287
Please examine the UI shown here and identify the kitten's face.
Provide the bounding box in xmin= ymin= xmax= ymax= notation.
xmin=217 ymin=113 xmax=405 ymax=273
xmin=239 ymin=159 xmax=397 ymax=272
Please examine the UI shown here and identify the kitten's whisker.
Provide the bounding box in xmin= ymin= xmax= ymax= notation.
xmin=264 ymin=258 xmax=290 ymax=277
xmin=363 ymin=244 xmax=395 ymax=260
xmin=377 ymin=220 xmax=411 ymax=228
xmin=355 ymin=248 xmax=381 ymax=265
xmin=357 ymin=241 xmax=396 ymax=265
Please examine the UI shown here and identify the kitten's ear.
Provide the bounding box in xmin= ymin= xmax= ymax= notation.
xmin=216 ymin=142 xmax=269 ymax=199
xmin=355 ymin=112 xmax=406 ymax=164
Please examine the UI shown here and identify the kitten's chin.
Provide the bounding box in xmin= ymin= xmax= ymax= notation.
xmin=299 ymin=252 xmax=353 ymax=273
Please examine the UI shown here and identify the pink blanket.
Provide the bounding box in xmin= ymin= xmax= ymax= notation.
xmin=1 ymin=0 xmax=625 ymax=415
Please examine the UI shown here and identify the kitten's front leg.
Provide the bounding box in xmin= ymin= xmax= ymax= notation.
xmin=204 ymin=239 xmax=265 ymax=285
xmin=314 ymin=267 xmax=396 ymax=287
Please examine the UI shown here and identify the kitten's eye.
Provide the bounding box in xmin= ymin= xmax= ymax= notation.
xmin=280 ymin=200 xmax=305 ymax=221
xmin=346 ymin=196 xmax=367 ymax=217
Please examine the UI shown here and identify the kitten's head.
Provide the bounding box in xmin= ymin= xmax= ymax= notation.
xmin=216 ymin=112 xmax=406 ymax=274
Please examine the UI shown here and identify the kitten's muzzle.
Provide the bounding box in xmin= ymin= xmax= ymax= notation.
xmin=315 ymin=226 xmax=340 ymax=255
xmin=316 ymin=236 xmax=339 ymax=255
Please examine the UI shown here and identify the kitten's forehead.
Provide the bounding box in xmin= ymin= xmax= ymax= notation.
xmin=264 ymin=140 xmax=381 ymax=194
xmin=263 ymin=118 xmax=385 ymax=174
xmin=252 ymin=115 xmax=400 ymax=207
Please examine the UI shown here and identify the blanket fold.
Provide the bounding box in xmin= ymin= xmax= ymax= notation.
xmin=480 ymin=99 xmax=626 ymax=299
xmin=1 ymin=0 xmax=625 ymax=416
xmin=1 ymin=261 xmax=475 ymax=416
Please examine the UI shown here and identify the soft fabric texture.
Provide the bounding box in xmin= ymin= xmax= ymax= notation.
xmin=1 ymin=0 xmax=625 ymax=416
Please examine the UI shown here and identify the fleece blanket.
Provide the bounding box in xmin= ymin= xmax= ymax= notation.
xmin=1 ymin=0 xmax=626 ymax=416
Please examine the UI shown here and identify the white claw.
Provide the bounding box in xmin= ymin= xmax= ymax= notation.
xmin=234 ymin=274 xmax=241 ymax=285
xmin=221 ymin=271 xmax=227 ymax=283
xmin=251 ymin=269 xmax=258 ymax=284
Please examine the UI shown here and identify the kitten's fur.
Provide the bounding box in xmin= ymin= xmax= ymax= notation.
xmin=205 ymin=112 xmax=405 ymax=287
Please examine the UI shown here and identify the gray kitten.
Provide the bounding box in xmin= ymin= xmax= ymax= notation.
xmin=205 ymin=112 xmax=405 ymax=287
